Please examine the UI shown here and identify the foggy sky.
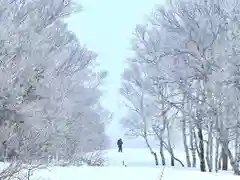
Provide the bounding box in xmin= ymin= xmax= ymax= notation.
xmin=67 ymin=0 xmax=165 ymax=148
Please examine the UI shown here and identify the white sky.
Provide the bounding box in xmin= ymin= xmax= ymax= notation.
xmin=67 ymin=0 xmax=165 ymax=148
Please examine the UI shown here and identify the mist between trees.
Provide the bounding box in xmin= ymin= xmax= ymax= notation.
xmin=120 ymin=0 xmax=240 ymax=176
xmin=0 ymin=0 xmax=111 ymax=179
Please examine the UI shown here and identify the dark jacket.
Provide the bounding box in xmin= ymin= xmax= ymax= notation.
xmin=117 ymin=139 xmax=123 ymax=146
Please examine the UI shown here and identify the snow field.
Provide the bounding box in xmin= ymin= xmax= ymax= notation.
xmin=0 ymin=148 xmax=238 ymax=180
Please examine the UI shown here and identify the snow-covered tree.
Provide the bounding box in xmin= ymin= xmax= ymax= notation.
xmin=122 ymin=0 xmax=240 ymax=175
xmin=120 ymin=62 xmax=159 ymax=166
xmin=0 ymin=0 xmax=109 ymax=167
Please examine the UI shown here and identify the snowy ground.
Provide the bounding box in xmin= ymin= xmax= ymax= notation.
xmin=34 ymin=165 xmax=238 ymax=180
xmin=2 ymin=148 xmax=239 ymax=180
xmin=103 ymin=148 xmax=188 ymax=167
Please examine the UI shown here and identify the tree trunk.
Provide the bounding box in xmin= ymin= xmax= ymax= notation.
xmin=141 ymin=90 xmax=159 ymax=166
xmin=167 ymin=123 xmax=175 ymax=166
xmin=160 ymin=139 xmax=166 ymax=166
xmin=234 ymin=122 xmax=240 ymax=175
xmin=215 ymin=137 xmax=220 ymax=172
xmin=218 ymin=155 xmax=222 ymax=170
xmin=182 ymin=106 xmax=191 ymax=167
xmin=198 ymin=127 xmax=206 ymax=172
xmin=159 ymin=95 xmax=166 ymax=166
xmin=168 ymin=148 xmax=174 ymax=166
xmin=221 ymin=144 xmax=235 ymax=172
xmin=196 ymin=79 xmax=205 ymax=172
xmin=222 ymin=146 xmax=228 ymax=171
xmin=153 ymin=152 xmax=159 ymax=166
xmin=206 ymin=120 xmax=213 ymax=172
xmin=171 ymin=156 xmax=174 ymax=166
xmin=3 ymin=141 xmax=7 ymax=161
xmin=189 ymin=121 xmax=196 ymax=167
xmin=162 ymin=140 xmax=185 ymax=167
xmin=144 ymin=136 xmax=159 ymax=166
xmin=214 ymin=110 xmax=220 ymax=173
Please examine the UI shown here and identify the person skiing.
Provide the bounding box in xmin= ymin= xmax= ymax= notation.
xmin=117 ymin=138 xmax=123 ymax=152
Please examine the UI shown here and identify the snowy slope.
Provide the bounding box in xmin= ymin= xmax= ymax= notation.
xmin=34 ymin=166 xmax=238 ymax=180
xmin=103 ymin=148 xmax=158 ymax=167
xmin=103 ymin=148 xmax=188 ymax=167
xmin=1 ymin=148 xmax=238 ymax=180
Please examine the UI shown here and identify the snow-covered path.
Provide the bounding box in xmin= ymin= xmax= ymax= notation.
xmin=30 ymin=148 xmax=239 ymax=180
xmin=103 ymin=148 xmax=159 ymax=167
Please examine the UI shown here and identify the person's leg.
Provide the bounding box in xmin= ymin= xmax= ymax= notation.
xmin=120 ymin=146 xmax=122 ymax=152
xmin=118 ymin=146 xmax=120 ymax=152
